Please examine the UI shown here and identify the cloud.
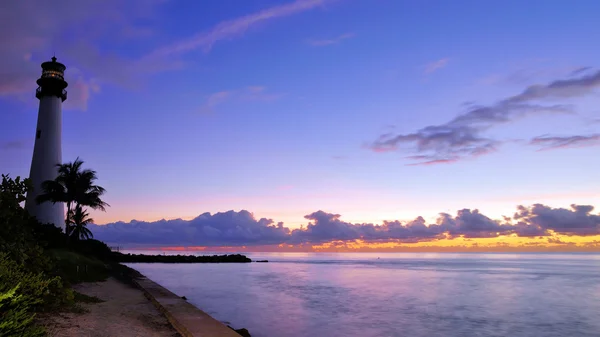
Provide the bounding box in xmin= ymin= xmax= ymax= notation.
xmin=63 ymin=68 xmax=102 ymax=111
xmin=145 ymin=0 xmax=333 ymax=60
xmin=240 ymin=86 xmax=283 ymax=102
xmin=424 ymin=58 xmax=449 ymax=74
xmin=0 ymin=0 xmax=329 ymax=111
xmin=307 ymin=33 xmax=354 ymax=46
xmin=547 ymin=237 xmax=565 ymax=244
xmin=481 ymin=66 xmax=592 ymax=86
xmin=371 ymin=103 xmax=568 ymax=165
xmin=90 ymin=210 xmax=290 ymax=246
xmin=0 ymin=0 xmax=169 ymax=110
xmin=530 ymin=134 xmax=600 ymax=151
xmin=506 ymin=70 xmax=600 ymax=102
xmin=90 ymin=203 xmax=600 ymax=247
xmin=0 ymin=140 xmax=30 ymax=151
xmin=369 ymin=69 xmax=600 ymax=165
xmin=199 ymin=86 xmax=283 ymax=113
xmin=514 ymin=204 xmax=600 ymax=236
xmin=570 ymin=67 xmax=593 ymax=77
xmin=436 ymin=209 xmax=514 ymax=238
xmin=205 ymin=91 xmax=232 ymax=109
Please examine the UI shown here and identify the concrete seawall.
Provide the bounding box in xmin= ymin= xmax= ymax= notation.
xmin=132 ymin=276 xmax=241 ymax=337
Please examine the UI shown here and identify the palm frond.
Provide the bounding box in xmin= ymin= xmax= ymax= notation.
xmin=37 ymin=157 xmax=109 ymax=216
xmin=80 ymin=227 xmax=94 ymax=240
xmin=68 ymin=205 xmax=95 ymax=240
xmin=36 ymin=180 xmax=67 ymax=204
xmin=68 ymin=206 xmax=94 ymax=225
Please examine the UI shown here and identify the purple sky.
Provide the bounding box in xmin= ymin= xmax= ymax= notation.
xmin=1 ymin=0 xmax=599 ymax=247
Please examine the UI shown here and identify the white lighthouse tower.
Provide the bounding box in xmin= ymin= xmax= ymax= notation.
xmin=25 ymin=56 xmax=68 ymax=230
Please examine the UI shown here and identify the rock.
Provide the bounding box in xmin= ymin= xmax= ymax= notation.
xmin=181 ymin=296 xmax=187 ymax=300
xmin=228 ymin=326 xmax=252 ymax=337
xmin=112 ymin=252 xmax=252 ymax=263
xmin=235 ymin=328 xmax=251 ymax=337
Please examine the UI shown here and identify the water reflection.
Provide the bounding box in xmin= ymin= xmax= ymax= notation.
xmin=128 ymin=253 xmax=600 ymax=337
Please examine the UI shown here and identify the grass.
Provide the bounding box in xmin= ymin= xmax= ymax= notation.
xmin=49 ymin=249 xmax=110 ymax=284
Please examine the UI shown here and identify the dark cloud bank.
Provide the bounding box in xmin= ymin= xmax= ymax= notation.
xmin=90 ymin=204 xmax=600 ymax=247
xmin=370 ymin=69 xmax=600 ymax=165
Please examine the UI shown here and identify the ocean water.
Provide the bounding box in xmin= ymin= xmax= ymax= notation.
xmin=125 ymin=252 xmax=600 ymax=337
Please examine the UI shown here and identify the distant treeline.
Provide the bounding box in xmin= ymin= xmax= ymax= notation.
xmin=114 ymin=252 xmax=252 ymax=263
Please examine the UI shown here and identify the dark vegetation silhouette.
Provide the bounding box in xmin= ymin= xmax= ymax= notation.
xmin=68 ymin=205 xmax=95 ymax=241
xmin=0 ymin=171 xmax=117 ymax=336
xmin=36 ymin=157 xmax=108 ymax=241
xmin=0 ymin=159 xmax=120 ymax=335
xmin=0 ymin=159 xmax=253 ymax=335
xmin=116 ymin=253 xmax=251 ymax=263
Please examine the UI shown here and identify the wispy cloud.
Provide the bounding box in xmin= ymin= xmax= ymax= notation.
xmin=370 ymin=70 xmax=600 ymax=165
xmin=146 ymin=0 xmax=333 ymax=60
xmin=478 ymin=66 xmax=595 ymax=86
xmin=307 ymin=33 xmax=354 ymax=46
xmin=508 ymin=70 xmax=600 ymax=102
xmin=0 ymin=0 xmax=169 ymax=110
xmin=199 ymin=86 xmax=283 ymax=114
xmin=90 ymin=203 xmax=600 ymax=246
xmin=241 ymin=86 xmax=283 ymax=102
xmin=0 ymin=140 xmax=30 ymax=151
xmin=0 ymin=0 xmax=333 ymax=110
xmin=570 ymin=66 xmax=593 ymax=77
xmin=530 ymin=134 xmax=600 ymax=151
xmin=424 ymin=58 xmax=449 ymax=75
xmin=205 ymin=91 xmax=232 ymax=109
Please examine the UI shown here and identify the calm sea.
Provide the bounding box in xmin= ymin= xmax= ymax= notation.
xmin=125 ymin=252 xmax=600 ymax=337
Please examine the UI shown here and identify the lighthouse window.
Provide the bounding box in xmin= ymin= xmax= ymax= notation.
xmin=36 ymin=130 xmax=41 ymax=139
xmin=42 ymin=70 xmax=63 ymax=79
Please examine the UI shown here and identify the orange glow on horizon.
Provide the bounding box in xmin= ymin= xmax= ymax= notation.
xmin=125 ymin=232 xmax=600 ymax=253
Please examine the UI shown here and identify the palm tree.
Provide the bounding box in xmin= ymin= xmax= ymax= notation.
xmin=67 ymin=205 xmax=94 ymax=240
xmin=36 ymin=157 xmax=109 ymax=233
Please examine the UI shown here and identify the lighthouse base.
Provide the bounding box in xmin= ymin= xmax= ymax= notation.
xmin=25 ymin=197 xmax=65 ymax=231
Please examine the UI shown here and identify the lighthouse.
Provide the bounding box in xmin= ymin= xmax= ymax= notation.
xmin=25 ymin=56 xmax=68 ymax=230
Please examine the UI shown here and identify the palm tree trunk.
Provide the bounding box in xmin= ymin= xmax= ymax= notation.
xmin=65 ymin=201 xmax=72 ymax=243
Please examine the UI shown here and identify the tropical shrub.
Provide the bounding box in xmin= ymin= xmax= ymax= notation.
xmin=0 ymin=175 xmax=59 ymax=275
xmin=0 ymin=253 xmax=74 ymax=336
xmin=70 ymin=239 xmax=114 ymax=261
xmin=49 ymin=249 xmax=110 ymax=284
xmin=0 ymin=285 xmax=45 ymax=337
xmin=0 ymin=167 xmax=112 ymax=335
xmin=0 ymin=175 xmax=74 ymax=335
xmin=0 ymin=253 xmax=73 ymax=312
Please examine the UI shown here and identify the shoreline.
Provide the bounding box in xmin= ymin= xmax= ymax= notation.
xmin=130 ymin=271 xmax=245 ymax=337
xmin=117 ymin=262 xmax=251 ymax=337
xmin=39 ymin=263 xmax=251 ymax=337
xmin=117 ymin=254 xmax=254 ymax=336
xmin=115 ymin=252 xmax=253 ymax=263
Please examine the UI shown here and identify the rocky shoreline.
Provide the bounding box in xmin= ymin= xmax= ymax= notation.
xmin=114 ymin=252 xmax=252 ymax=263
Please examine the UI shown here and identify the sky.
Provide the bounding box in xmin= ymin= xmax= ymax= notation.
xmin=1 ymin=0 xmax=600 ymax=251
